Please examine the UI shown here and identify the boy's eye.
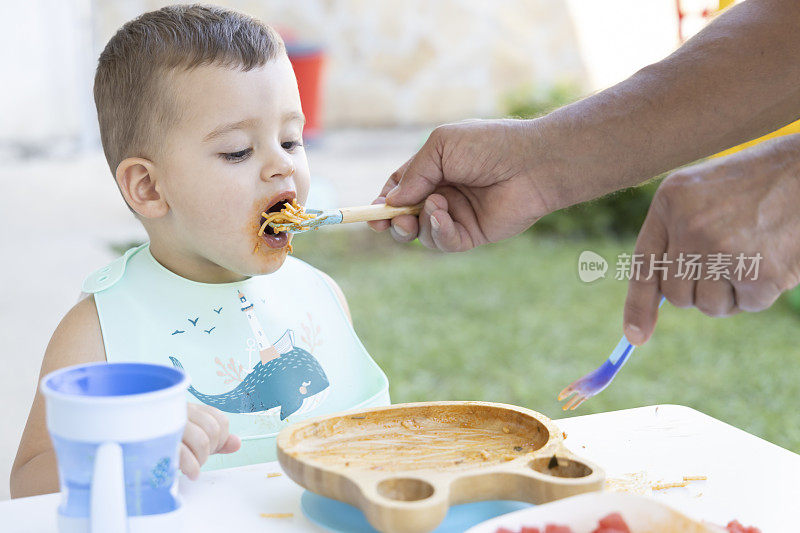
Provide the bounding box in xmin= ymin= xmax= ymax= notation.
xmin=220 ymin=148 xmax=253 ymax=162
xmin=281 ymin=140 xmax=303 ymax=151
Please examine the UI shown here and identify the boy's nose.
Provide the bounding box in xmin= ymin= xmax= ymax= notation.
xmin=261 ymin=154 xmax=294 ymax=182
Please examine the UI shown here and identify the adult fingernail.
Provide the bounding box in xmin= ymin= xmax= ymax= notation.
xmin=430 ymin=196 xmax=447 ymax=211
xmin=386 ymin=186 xmax=400 ymax=201
xmin=430 ymin=214 xmax=440 ymax=234
xmin=625 ymin=324 xmax=643 ymax=345
xmin=393 ymin=224 xmax=410 ymax=238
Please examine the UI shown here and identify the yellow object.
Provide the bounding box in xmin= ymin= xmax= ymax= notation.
xmin=708 ymin=0 xmax=800 ymax=158
xmin=712 ymin=120 xmax=800 ymax=158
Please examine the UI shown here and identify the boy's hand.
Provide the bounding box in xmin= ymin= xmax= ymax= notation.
xmin=180 ymin=403 xmax=241 ymax=480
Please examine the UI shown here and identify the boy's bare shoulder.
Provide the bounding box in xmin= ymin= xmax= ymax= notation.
xmin=11 ymin=296 xmax=106 ymax=495
xmin=43 ymin=295 xmax=106 ymax=371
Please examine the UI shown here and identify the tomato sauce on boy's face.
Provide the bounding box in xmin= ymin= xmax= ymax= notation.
xmin=153 ymin=56 xmax=310 ymax=279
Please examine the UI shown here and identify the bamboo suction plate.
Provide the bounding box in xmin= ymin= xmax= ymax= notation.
xmin=277 ymin=401 xmax=605 ymax=533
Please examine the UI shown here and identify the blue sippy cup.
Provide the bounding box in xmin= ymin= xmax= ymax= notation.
xmin=41 ymin=362 xmax=189 ymax=533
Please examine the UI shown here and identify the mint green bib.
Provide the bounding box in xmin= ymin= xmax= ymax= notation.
xmin=82 ymin=244 xmax=389 ymax=469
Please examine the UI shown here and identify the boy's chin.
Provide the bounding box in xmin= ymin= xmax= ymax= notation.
xmin=242 ymin=249 xmax=289 ymax=276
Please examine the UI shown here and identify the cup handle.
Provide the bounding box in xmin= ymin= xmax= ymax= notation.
xmin=90 ymin=442 xmax=128 ymax=533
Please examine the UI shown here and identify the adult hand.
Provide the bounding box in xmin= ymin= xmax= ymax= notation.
xmin=180 ymin=403 xmax=241 ymax=480
xmin=369 ymin=119 xmax=555 ymax=252
xmin=624 ymin=134 xmax=800 ymax=345
xmin=370 ymin=1 xmax=800 ymax=254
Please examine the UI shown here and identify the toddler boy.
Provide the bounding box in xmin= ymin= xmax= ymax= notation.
xmin=11 ymin=4 xmax=389 ymax=498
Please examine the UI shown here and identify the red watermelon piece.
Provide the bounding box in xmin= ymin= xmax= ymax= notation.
xmin=544 ymin=525 xmax=574 ymax=533
xmin=725 ymin=520 xmax=761 ymax=533
xmin=591 ymin=512 xmax=631 ymax=533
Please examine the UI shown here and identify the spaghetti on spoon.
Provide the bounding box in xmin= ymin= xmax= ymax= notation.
xmin=261 ymin=200 xmax=424 ymax=236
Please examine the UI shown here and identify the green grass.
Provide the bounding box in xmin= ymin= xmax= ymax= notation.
xmin=294 ymin=229 xmax=800 ymax=452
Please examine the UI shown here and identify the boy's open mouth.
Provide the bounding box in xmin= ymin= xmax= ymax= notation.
xmin=257 ymin=194 xmax=294 ymax=249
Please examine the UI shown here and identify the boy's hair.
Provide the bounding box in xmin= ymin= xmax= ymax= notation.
xmin=94 ymin=4 xmax=285 ymax=175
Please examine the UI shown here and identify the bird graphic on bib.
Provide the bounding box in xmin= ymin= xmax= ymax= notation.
xmin=169 ymin=290 xmax=330 ymax=420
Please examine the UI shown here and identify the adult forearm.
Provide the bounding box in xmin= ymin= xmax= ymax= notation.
xmin=9 ymin=450 xmax=59 ymax=499
xmin=537 ymin=0 xmax=800 ymax=209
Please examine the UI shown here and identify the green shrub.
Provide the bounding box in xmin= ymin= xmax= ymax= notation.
xmin=533 ymin=178 xmax=662 ymax=239
xmin=504 ymin=81 xmax=583 ymax=119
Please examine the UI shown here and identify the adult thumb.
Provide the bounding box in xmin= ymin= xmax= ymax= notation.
xmin=386 ymin=132 xmax=445 ymax=206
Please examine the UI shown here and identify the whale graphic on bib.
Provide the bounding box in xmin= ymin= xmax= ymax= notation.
xmin=169 ymin=328 xmax=330 ymax=420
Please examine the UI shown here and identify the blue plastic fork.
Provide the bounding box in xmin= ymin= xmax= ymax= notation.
xmin=558 ymin=296 xmax=667 ymax=410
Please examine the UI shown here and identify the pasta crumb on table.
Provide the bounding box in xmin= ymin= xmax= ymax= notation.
xmin=652 ymin=481 xmax=690 ymax=490
xmin=651 ymin=475 xmax=708 ymax=491
xmin=683 ymin=475 xmax=707 ymax=481
xmin=604 ymin=472 xmax=707 ymax=495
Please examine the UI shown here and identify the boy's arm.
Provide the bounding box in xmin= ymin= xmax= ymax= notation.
xmin=10 ymin=295 xmax=106 ymax=498
xmin=317 ymin=270 xmax=352 ymax=324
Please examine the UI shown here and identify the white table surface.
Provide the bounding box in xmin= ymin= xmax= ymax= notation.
xmin=2 ymin=404 xmax=797 ymax=533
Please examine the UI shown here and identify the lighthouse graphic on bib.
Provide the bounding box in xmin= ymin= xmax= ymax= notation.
xmin=169 ymin=290 xmax=330 ymax=420
xmin=239 ymin=290 xmax=281 ymax=363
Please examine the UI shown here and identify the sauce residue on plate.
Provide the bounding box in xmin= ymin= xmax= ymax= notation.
xmin=286 ymin=405 xmax=551 ymax=472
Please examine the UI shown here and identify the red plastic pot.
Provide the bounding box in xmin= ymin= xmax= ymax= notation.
xmin=287 ymin=44 xmax=326 ymax=140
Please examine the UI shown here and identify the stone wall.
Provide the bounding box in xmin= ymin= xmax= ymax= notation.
xmin=92 ymin=0 xmax=589 ymax=127
xmin=2 ymin=0 xmax=684 ymax=153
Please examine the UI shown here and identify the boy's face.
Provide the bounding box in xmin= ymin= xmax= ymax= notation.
xmin=153 ymin=56 xmax=309 ymax=279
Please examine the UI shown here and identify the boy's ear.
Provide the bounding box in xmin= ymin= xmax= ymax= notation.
xmin=115 ymin=157 xmax=169 ymax=218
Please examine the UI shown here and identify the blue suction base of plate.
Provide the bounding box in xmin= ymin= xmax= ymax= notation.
xmin=301 ymin=490 xmax=532 ymax=533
